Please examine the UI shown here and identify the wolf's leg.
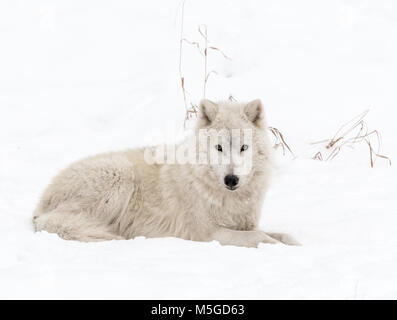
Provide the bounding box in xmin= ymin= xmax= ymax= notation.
xmin=33 ymin=208 xmax=124 ymax=242
xmin=211 ymin=227 xmax=281 ymax=248
xmin=266 ymin=232 xmax=301 ymax=246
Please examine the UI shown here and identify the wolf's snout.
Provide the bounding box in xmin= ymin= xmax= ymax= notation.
xmin=224 ymin=174 xmax=239 ymax=190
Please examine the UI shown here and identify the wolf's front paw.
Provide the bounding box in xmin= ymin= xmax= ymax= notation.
xmin=252 ymin=231 xmax=281 ymax=246
xmin=266 ymin=232 xmax=301 ymax=246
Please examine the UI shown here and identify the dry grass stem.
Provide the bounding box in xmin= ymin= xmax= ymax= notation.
xmin=199 ymin=25 xmax=209 ymax=98
xmin=311 ymin=110 xmax=391 ymax=167
xmin=268 ymin=127 xmax=295 ymax=157
xmin=178 ymin=4 xmax=230 ymax=126
xmin=178 ymin=0 xmax=189 ymax=121
xmin=312 ymin=151 xmax=323 ymax=161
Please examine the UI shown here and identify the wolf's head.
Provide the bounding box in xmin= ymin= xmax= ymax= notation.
xmin=193 ymin=99 xmax=273 ymax=193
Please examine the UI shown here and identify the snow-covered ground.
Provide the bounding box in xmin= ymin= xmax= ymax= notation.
xmin=1 ymin=0 xmax=397 ymax=299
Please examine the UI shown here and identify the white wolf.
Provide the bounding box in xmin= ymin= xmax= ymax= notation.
xmin=33 ymin=99 xmax=299 ymax=247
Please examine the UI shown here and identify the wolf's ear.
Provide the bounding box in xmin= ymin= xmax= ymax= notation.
xmin=244 ymin=99 xmax=264 ymax=127
xmin=199 ymin=99 xmax=218 ymax=126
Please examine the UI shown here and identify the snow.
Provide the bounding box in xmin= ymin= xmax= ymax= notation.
xmin=1 ymin=0 xmax=397 ymax=299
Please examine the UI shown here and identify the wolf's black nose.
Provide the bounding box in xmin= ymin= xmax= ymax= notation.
xmin=224 ymin=174 xmax=239 ymax=189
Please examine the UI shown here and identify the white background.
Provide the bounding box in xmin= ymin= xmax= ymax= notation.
xmin=1 ymin=0 xmax=396 ymax=299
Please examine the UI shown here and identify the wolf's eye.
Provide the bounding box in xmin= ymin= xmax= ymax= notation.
xmin=241 ymin=144 xmax=249 ymax=152
xmin=215 ymin=144 xmax=223 ymax=152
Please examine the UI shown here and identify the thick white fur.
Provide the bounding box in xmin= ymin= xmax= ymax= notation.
xmin=33 ymin=100 xmax=299 ymax=247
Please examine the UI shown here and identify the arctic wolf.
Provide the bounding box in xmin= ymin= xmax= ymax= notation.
xmin=33 ymin=99 xmax=299 ymax=247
